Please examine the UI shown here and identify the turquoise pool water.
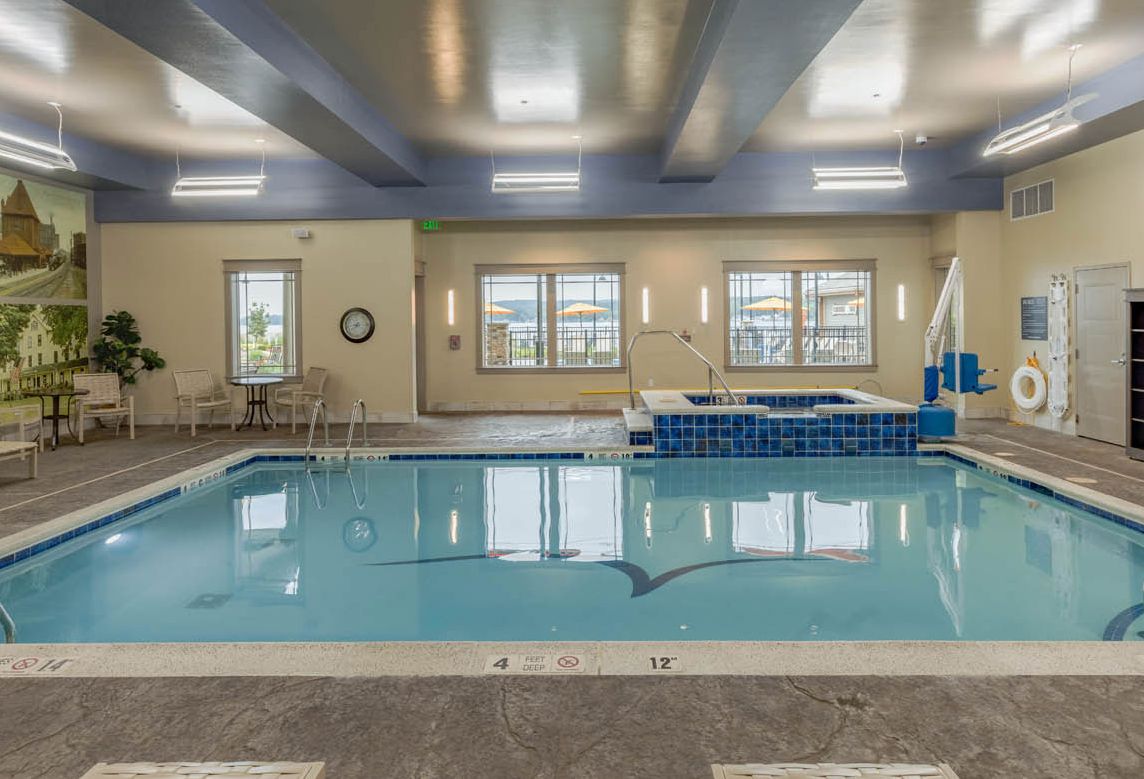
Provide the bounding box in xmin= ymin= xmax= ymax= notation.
xmin=2 ymin=457 xmax=1143 ymax=642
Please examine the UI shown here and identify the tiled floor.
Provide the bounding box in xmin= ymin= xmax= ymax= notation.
xmin=2 ymin=414 xmax=1144 ymax=778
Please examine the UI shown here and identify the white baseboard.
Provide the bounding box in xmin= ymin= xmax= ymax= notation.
xmin=428 ymin=398 xmax=627 ymax=412
xmin=134 ymin=410 xmax=417 ymax=426
xmin=964 ymin=406 xmax=1008 ymax=420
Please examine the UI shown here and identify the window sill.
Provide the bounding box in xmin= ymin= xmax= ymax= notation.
xmin=476 ymin=366 xmax=626 ymax=375
xmin=724 ymin=364 xmax=878 ymax=373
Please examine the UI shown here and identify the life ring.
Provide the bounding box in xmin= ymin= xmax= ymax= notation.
xmin=1010 ymin=366 xmax=1047 ymax=412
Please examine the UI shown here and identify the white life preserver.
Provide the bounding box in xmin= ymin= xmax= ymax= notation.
xmin=1010 ymin=366 xmax=1047 ymax=413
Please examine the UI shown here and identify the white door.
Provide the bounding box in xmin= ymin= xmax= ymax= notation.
xmin=1076 ymin=265 xmax=1128 ymax=444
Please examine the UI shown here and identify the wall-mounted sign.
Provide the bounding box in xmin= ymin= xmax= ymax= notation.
xmin=1021 ymin=296 xmax=1049 ymax=340
xmin=420 ymin=219 xmax=441 ymax=232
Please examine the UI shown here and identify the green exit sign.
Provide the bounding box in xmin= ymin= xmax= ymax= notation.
xmin=421 ymin=219 xmax=441 ymax=232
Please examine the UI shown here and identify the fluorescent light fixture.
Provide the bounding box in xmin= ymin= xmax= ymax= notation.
xmin=700 ymin=286 xmax=709 ymax=324
xmin=813 ymin=130 xmax=907 ymax=190
xmin=491 ymin=171 xmax=580 ymax=194
xmin=641 ymin=287 xmax=650 ymax=324
xmin=985 ymin=47 xmax=1094 ymax=157
xmin=897 ymin=283 xmax=906 ymax=321
xmin=982 ymin=96 xmax=1091 ymax=156
xmin=447 ymin=289 xmax=455 ymax=326
xmin=171 ymin=175 xmax=265 ymax=197
xmin=813 ymin=166 xmax=907 ymax=190
xmin=491 ymin=136 xmax=582 ymax=193
xmin=0 ymin=103 xmax=77 ymax=171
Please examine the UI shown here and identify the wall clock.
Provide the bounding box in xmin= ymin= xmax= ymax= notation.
xmin=339 ymin=307 xmax=375 ymax=343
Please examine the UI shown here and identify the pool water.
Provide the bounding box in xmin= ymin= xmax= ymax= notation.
xmin=3 ymin=457 xmax=1143 ymax=643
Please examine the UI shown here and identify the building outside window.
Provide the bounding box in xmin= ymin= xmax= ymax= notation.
xmin=224 ymin=259 xmax=302 ymax=378
xmin=725 ymin=261 xmax=874 ymax=368
xmin=477 ymin=265 xmax=624 ymax=370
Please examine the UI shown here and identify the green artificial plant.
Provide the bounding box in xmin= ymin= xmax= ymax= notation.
xmin=92 ymin=310 xmax=166 ymax=385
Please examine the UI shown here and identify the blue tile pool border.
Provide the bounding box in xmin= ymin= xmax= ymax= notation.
xmin=3 ymin=447 xmax=1144 ymax=576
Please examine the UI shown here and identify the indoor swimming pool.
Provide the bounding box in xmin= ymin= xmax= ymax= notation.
xmin=2 ymin=455 xmax=1143 ymax=643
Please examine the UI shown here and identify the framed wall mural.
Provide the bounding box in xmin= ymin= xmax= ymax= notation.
xmin=0 ymin=172 xmax=90 ymax=400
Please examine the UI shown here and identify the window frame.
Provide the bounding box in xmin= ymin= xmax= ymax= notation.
xmin=223 ymin=258 xmax=303 ymax=380
xmin=475 ymin=263 xmax=627 ymax=374
xmin=722 ymin=260 xmax=877 ymax=372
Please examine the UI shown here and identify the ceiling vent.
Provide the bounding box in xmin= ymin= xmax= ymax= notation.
xmin=1010 ymin=179 xmax=1054 ymax=221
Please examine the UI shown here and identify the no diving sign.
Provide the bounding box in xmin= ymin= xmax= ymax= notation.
xmin=0 ymin=656 xmax=75 ymax=675
xmin=483 ymin=653 xmax=589 ymax=674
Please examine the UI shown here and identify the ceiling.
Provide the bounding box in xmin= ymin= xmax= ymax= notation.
xmin=748 ymin=0 xmax=1144 ymax=152
xmin=0 ymin=0 xmax=1143 ymax=177
xmin=0 ymin=0 xmax=313 ymax=159
xmin=263 ymin=0 xmax=708 ymax=157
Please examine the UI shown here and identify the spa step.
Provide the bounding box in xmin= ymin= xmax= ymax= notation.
xmin=623 ymin=407 xmax=653 ymax=446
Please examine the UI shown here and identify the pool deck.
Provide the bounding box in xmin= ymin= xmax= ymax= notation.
xmin=2 ymin=414 xmax=1144 ymax=777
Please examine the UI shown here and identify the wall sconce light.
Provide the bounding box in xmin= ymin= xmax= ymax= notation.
xmin=700 ymin=287 xmax=709 ymax=324
xmin=641 ymin=287 xmax=650 ymax=325
xmin=447 ymin=289 xmax=455 ymax=326
xmin=897 ymin=284 xmax=906 ymax=322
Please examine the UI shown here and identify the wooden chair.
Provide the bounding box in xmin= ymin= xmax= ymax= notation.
xmin=73 ymin=373 xmax=134 ymax=444
xmin=272 ymin=367 xmax=328 ymax=433
xmin=173 ymin=369 xmax=235 ymax=437
xmin=0 ymin=441 xmax=37 ymax=479
xmin=12 ymin=404 xmax=43 ymax=453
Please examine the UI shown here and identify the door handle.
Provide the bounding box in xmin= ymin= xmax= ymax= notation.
xmin=1112 ymin=355 xmax=1127 ymax=366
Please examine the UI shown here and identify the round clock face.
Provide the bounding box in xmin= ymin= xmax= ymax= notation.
xmin=340 ymin=307 xmax=375 ymax=343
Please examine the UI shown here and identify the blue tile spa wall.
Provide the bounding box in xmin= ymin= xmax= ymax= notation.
xmin=651 ymin=412 xmax=918 ymax=457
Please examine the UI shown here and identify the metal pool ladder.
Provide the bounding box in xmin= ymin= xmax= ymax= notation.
xmin=0 ymin=601 xmax=15 ymax=643
xmin=626 ymin=330 xmax=741 ymax=409
xmin=304 ymin=398 xmax=329 ymax=462
xmin=345 ymin=398 xmax=369 ymax=461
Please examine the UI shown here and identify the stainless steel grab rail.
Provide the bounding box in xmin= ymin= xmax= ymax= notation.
xmin=0 ymin=601 xmax=15 ymax=643
xmin=626 ymin=330 xmax=740 ymax=409
xmin=345 ymin=399 xmax=369 ymax=460
xmin=304 ymin=398 xmax=329 ymax=461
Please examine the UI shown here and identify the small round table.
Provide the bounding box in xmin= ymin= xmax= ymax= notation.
xmin=229 ymin=376 xmax=283 ymax=431
xmin=25 ymin=386 xmax=89 ymax=450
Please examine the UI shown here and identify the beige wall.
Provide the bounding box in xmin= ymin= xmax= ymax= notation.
xmin=1000 ymin=128 xmax=1144 ymax=433
xmin=421 ymin=217 xmax=936 ymax=410
xmin=101 ymin=220 xmax=417 ymax=423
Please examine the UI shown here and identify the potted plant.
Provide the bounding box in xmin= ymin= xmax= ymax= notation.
xmin=92 ymin=310 xmax=165 ymax=385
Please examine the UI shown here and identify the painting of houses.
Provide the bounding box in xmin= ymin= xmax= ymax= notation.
xmin=0 ymin=304 xmax=88 ymax=398
xmin=0 ymin=175 xmax=87 ymax=300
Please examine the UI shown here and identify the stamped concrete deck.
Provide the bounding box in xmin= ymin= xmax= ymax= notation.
xmin=1 ymin=414 xmax=1143 ymax=778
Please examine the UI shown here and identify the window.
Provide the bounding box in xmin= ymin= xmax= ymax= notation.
xmin=726 ymin=261 xmax=875 ymax=368
xmin=224 ymin=259 xmax=302 ymax=378
xmin=477 ymin=265 xmax=624 ymax=370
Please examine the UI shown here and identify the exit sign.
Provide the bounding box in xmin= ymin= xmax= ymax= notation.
xmin=421 ymin=219 xmax=441 ymax=232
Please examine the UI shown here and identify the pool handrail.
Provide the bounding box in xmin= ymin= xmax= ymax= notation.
xmin=304 ymin=398 xmax=329 ymax=461
xmin=627 ymin=330 xmax=740 ymax=409
xmin=345 ymin=399 xmax=369 ymax=460
xmin=0 ymin=601 xmax=15 ymax=643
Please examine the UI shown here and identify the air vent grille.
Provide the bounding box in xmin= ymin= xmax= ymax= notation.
xmin=1011 ymin=179 xmax=1054 ymax=221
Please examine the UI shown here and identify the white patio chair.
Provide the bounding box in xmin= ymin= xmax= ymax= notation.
xmin=272 ymin=366 xmax=328 ymax=433
xmin=173 ymin=369 xmax=235 ymax=437
xmin=73 ymin=373 xmax=134 ymax=443
xmin=11 ymin=404 xmax=43 ymax=453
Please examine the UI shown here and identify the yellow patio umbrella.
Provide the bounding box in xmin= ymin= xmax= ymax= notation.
xmin=556 ymin=302 xmax=609 ymax=317
xmin=742 ymin=296 xmax=791 ymax=311
xmin=484 ymin=302 xmax=515 ymax=316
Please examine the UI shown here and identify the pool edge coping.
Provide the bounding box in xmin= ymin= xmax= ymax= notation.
xmin=3 ymin=640 xmax=1143 ymax=678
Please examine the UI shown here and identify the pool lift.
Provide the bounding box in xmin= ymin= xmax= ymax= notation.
xmin=920 ymin=256 xmax=998 ymax=439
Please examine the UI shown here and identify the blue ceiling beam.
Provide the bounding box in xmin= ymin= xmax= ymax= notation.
xmin=948 ymin=53 xmax=1144 ymax=179
xmin=64 ymin=0 xmax=425 ymax=186
xmin=0 ymin=110 xmax=160 ymax=191
xmin=92 ymin=149 xmax=1001 ymax=223
xmin=659 ymin=0 xmax=862 ymax=183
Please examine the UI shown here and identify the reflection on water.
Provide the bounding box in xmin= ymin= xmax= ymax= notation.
xmin=2 ymin=458 xmax=1144 ymax=643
